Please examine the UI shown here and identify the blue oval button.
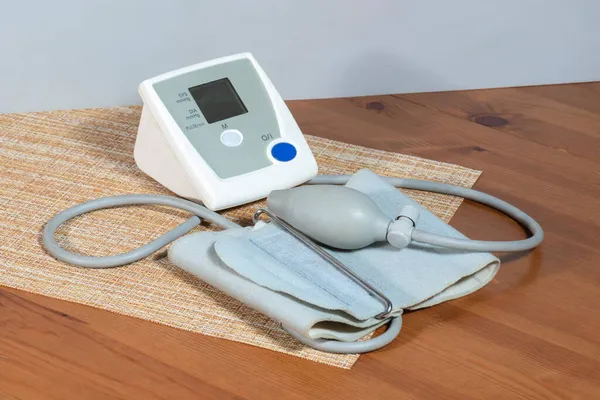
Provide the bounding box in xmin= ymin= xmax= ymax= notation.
xmin=271 ymin=142 xmax=297 ymax=162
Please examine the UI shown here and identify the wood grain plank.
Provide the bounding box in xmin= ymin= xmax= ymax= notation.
xmin=2 ymin=83 xmax=600 ymax=399
xmin=519 ymin=82 xmax=600 ymax=114
xmin=397 ymin=85 xmax=600 ymax=160
xmin=0 ymin=287 xmax=416 ymax=400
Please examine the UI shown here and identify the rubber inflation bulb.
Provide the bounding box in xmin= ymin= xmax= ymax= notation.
xmin=266 ymin=185 xmax=392 ymax=249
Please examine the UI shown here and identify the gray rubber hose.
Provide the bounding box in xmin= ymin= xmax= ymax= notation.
xmin=42 ymin=194 xmax=240 ymax=268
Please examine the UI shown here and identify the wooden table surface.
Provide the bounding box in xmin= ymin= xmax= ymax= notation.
xmin=2 ymin=82 xmax=600 ymax=399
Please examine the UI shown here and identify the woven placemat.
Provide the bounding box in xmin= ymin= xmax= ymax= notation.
xmin=0 ymin=106 xmax=481 ymax=369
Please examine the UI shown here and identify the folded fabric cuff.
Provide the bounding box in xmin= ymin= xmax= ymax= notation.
xmin=169 ymin=230 xmax=391 ymax=342
xmin=168 ymin=169 xmax=500 ymax=342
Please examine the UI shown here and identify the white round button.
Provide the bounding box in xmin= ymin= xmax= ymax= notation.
xmin=220 ymin=129 xmax=243 ymax=147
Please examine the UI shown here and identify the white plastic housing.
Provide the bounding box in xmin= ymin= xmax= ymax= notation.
xmin=134 ymin=52 xmax=318 ymax=210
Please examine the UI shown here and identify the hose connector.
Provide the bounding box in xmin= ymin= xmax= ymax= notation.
xmin=387 ymin=205 xmax=420 ymax=249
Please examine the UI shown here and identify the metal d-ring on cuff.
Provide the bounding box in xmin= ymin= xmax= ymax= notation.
xmin=253 ymin=208 xmax=394 ymax=320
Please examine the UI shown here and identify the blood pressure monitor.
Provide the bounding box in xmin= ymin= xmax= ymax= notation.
xmin=44 ymin=54 xmax=544 ymax=356
xmin=134 ymin=52 xmax=318 ymax=210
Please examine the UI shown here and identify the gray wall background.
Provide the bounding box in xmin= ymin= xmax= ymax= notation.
xmin=1 ymin=0 xmax=599 ymax=113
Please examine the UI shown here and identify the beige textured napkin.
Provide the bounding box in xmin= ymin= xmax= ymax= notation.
xmin=0 ymin=106 xmax=480 ymax=368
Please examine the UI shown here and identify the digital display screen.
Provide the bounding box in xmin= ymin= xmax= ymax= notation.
xmin=188 ymin=78 xmax=248 ymax=124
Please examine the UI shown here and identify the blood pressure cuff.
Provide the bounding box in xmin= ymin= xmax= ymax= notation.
xmin=168 ymin=169 xmax=500 ymax=343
